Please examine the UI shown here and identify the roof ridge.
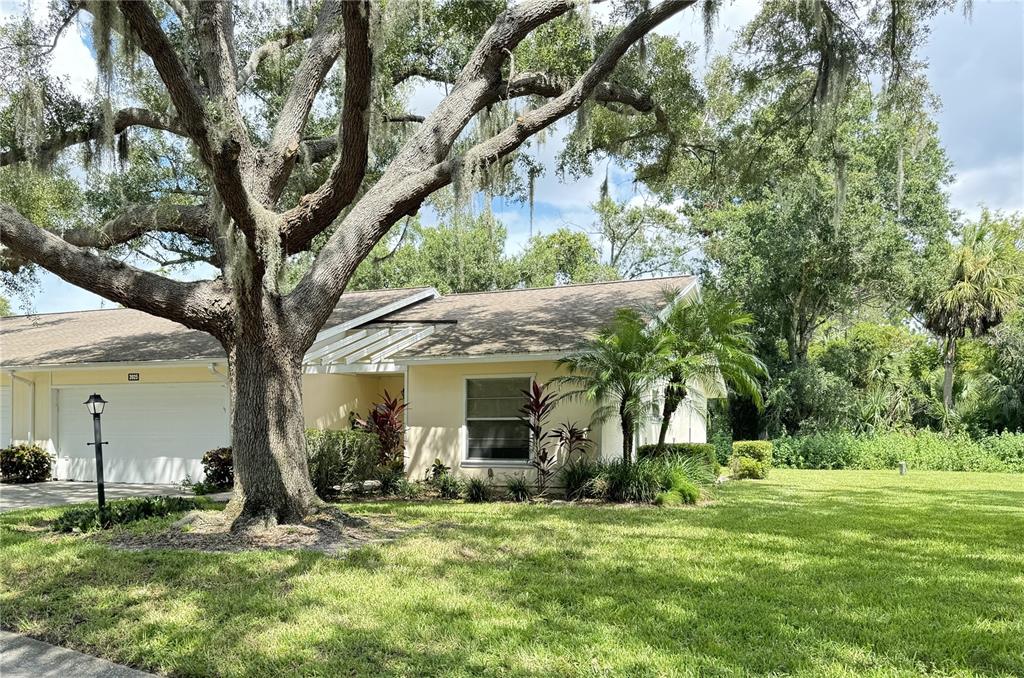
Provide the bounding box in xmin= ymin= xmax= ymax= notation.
xmin=439 ymin=274 xmax=694 ymax=298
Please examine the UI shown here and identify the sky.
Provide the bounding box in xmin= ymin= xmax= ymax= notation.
xmin=6 ymin=0 xmax=1024 ymax=315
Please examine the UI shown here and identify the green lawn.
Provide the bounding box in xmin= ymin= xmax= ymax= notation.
xmin=2 ymin=470 xmax=1022 ymax=677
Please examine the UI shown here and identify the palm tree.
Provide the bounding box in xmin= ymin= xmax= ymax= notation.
xmin=557 ymin=309 xmax=670 ymax=464
xmin=652 ymin=291 xmax=768 ymax=448
xmin=926 ymin=215 xmax=1024 ymax=411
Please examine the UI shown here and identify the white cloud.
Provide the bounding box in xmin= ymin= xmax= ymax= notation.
xmin=948 ymin=158 xmax=1024 ymax=220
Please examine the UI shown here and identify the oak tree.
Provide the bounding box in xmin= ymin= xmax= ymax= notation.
xmin=1 ymin=0 xmax=700 ymax=525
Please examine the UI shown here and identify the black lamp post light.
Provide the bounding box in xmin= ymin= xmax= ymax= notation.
xmin=84 ymin=393 xmax=108 ymax=511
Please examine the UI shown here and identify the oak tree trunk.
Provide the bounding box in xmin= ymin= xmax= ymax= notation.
xmin=222 ymin=320 xmax=321 ymax=527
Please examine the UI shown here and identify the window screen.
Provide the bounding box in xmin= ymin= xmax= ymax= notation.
xmin=466 ymin=377 xmax=530 ymax=460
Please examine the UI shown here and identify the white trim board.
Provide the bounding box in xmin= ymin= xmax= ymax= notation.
xmin=396 ymin=351 xmax=566 ymax=366
xmin=3 ymin=359 xmax=225 ymax=372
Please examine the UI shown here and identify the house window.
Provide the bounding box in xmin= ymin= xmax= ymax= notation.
xmin=465 ymin=377 xmax=531 ymax=461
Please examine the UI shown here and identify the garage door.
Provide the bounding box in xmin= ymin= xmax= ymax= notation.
xmin=0 ymin=386 xmax=10 ymax=448
xmin=57 ymin=383 xmax=229 ymax=484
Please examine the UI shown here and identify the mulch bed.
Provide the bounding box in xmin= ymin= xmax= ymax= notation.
xmin=102 ymin=509 xmax=411 ymax=556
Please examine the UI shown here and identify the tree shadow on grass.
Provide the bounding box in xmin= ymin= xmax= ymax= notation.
xmin=1 ymin=479 xmax=1022 ymax=677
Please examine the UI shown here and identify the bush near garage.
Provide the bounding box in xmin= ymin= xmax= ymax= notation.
xmin=201 ymin=447 xmax=234 ymax=489
xmin=0 ymin=443 xmax=53 ymax=483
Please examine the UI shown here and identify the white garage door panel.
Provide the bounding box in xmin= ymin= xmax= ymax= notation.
xmin=58 ymin=384 xmax=228 ymax=484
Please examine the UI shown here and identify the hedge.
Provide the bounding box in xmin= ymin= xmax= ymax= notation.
xmin=773 ymin=431 xmax=1024 ymax=473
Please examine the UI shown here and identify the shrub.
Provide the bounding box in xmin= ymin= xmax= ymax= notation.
xmin=560 ymin=457 xmax=603 ymax=500
xmin=392 ymin=477 xmax=425 ymax=500
xmin=352 ymin=391 xmax=407 ymax=467
xmin=601 ymin=459 xmax=664 ymax=503
xmin=732 ymin=440 xmax=773 ymax=462
xmin=587 ymin=476 xmax=610 ymax=500
xmin=433 ymin=473 xmax=463 ymax=499
xmin=774 ymin=432 xmax=857 ymax=469
xmin=465 ymin=477 xmax=491 ymax=503
xmin=637 ymin=442 xmax=720 ymax=474
xmin=733 ymin=456 xmax=768 ymax=479
xmin=180 ymin=474 xmax=221 ymax=496
xmin=505 ymin=474 xmax=533 ymax=502
xmin=375 ymin=466 xmax=405 ymax=496
xmin=731 ymin=441 xmax=772 ymax=480
xmin=772 ymin=431 xmax=1022 ymax=473
xmin=855 ymin=431 xmax=1006 ymax=472
xmin=429 ymin=458 xmax=451 ymax=481
xmin=655 ymin=478 xmax=701 ymax=506
xmin=981 ymin=432 xmax=1024 ymax=473
xmin=53 ymin=496 xmax=198 ymax=533
xmin=519 ymin=381 xmax=559 ymax=495
xmin=0 ymin=443 xmax=53 ymax=483
xmin=306 ymin=429 xmax=381 ymax=498
xmin=200 ymin=447 xmax=233 ymax=489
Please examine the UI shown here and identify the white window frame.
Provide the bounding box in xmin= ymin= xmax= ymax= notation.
xmin=461 ymin=373 xmax=534 ymax=468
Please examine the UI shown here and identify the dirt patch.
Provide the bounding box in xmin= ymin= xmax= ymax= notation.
xmin=103 ymin=509 xmax=409 ymax=556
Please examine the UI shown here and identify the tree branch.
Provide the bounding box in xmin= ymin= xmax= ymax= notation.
xmin=264 ymin=0 xmax=345 ymax=200
xmin=1 ymin=205 xmax=214 ymax=272
xmin=119 ymin=0 xmax=256 ymax=233
xmin=237 ymin=27 xmax=314 ymax=88
xmin=278 ymin=0 xmax=372 ymax=254
xmin=0 ymin=204 xmax=231 ymax=334
xmin=460 ymin=2 xmax=696 ymax=176
xmin=165 ymin=0 xmax=192 ymax=25
xmin=0 ymin=108 xmax=185 ymax=167
xmin=286 ymin=0 xmax=694 ymax=344
xmin=279 ymin=0 xmax=583 ymax=263
xmin=294 ymin=113 xmax=426 ymax=168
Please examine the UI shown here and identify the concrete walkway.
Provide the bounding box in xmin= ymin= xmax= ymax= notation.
xmin=0 ymin=631 xmax=155 ymax=677
xmin=0 ymin=481 xmax=183 ymax=513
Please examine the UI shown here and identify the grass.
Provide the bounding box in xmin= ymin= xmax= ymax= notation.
xmin=2 ymin=470 xmax=1022 ymax=677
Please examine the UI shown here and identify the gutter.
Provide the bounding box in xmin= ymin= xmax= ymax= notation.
xmin=0 ymin=358 xmax=222 ymax=372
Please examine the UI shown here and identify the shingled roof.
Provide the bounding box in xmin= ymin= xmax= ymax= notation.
xmin=383 ymin=276 xmax=695 ymax=359
xmin=0 ymin=287 xmax=430 ymax=368
xmin=0 ymin=277 xmax=695 ymax=367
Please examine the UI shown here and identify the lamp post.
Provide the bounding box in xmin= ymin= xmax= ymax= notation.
xmin=84 ymin=393 xmax=108 ymax=511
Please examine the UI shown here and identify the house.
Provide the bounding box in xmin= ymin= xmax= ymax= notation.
xmin=0 ymin=276 xmax=710 ymax=485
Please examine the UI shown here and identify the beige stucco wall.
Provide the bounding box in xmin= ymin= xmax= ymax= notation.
xmin=404 ymin=360 xmax=603 ymax=481
xmin=302 ymin=373 xmax=404 ymax=431
xmin=405 ymin=361 xmax=709 ymax=479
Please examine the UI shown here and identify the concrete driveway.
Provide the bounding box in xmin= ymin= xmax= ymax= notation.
xmin=0 ymin=481 xmax=184 ymax=513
